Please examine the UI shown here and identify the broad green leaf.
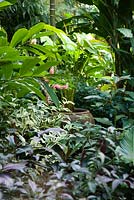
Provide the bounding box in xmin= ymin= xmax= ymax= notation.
xmin=126 ymin=91 xmax=134 ymax=100
xmin=0 ymin=46 xmax=20 ymax=61
xmin=117 ymin=28 xmax=133 ymax=38
xmin=95 ymin=117 xmax=112 ymax=125
xmin=10 ymin=28 xmax=28 ymax=47
xmin=22 ymin=22 xmax=45 ymax=44
xmin=124 ymin=97 xmax=134 ymax=102
xmin=87 ymin=66 xmax=104 ymax=74
xmin=116 ymin=127 xmax=134 ymax=165
xmin=128 ymin=108 xmax=134 ymax=113
xmin=0 ymin=29 xmax=7 ymax=37
xmin=1 ymin=62 xmax=13 ymax=80
xmin=43 ymin=81 xmax=60 ymax=107
xmin=115 ymin=115 xmax=126 ymax=121
xmin=19 ymin=57 xmax=40 ymax=76
xmin=130 ymin=37 xmax=134 ymax=54
xmin=0 ymin=1 xmax=12 ymax=10
xmin=0 ymin=37 xmax=8 ymax=46
xmin=0 ymin=1 xmax=16 ymax=10
xmin=0 ymin=29 xmax=8 ymax=45
xmin=43 ymin=24 xmax=77 ymax=51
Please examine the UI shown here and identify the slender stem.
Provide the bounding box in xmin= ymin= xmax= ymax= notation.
xmin=50 ymin=0 xmax=55 ymax=26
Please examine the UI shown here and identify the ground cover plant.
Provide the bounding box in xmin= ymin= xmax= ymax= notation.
xmin=1 ymin=59 xmax=134 ymax=199
xmin=1 ymin=76 xmax=134 ymax=199
xmin=1 ymin=94 xmax=134 ymax=199
xmin=75 ymin=77 xmax=134 ymax=128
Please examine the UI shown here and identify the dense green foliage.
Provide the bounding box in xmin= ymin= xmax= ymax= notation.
xmin=59 ymin=0 xmax=134 ymax=89
xmin=55 ymin=33 xmax=114 ymax=110
xmin=75 ymin=80 xmax=134 ymax=128
xmin=0 ymin=0 xmax=48 ymax=40
xmin=0 ymin=22 xmax=62 ymax=107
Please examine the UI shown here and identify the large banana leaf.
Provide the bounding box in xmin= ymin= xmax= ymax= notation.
xmin=116 ymin=127 xmax=134 ymax=165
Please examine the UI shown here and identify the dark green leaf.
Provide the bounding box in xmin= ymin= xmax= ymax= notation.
xmin=0 ymin=46 xmax=20 ymax=61
xmin=115 ymin=115 xmax=126 ymax=121
xmin=43 ymin=81 xmax=60 ymax=107
xmin=116 ymin=126 xmax=134 ymax=164
xmin=0 ymin=1 xmax=12 ymax=10
xmin=1 ymin=63 xmax=13 ymax=80
xmin=95 ymin=118 xmax=112 ymax=125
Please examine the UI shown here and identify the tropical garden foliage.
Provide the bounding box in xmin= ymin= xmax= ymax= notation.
xmin=64 ymin=0 xmax=134 ymax=89
xmin=0 ymin=0 xmax=134 ymax=199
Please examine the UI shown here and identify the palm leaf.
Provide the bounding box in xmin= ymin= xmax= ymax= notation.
xmin=116 ymin=126 xmax=134 ymax=165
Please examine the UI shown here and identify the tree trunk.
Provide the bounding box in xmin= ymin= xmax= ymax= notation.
xmin=50 ymin=0 xmax=55 ymax=26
